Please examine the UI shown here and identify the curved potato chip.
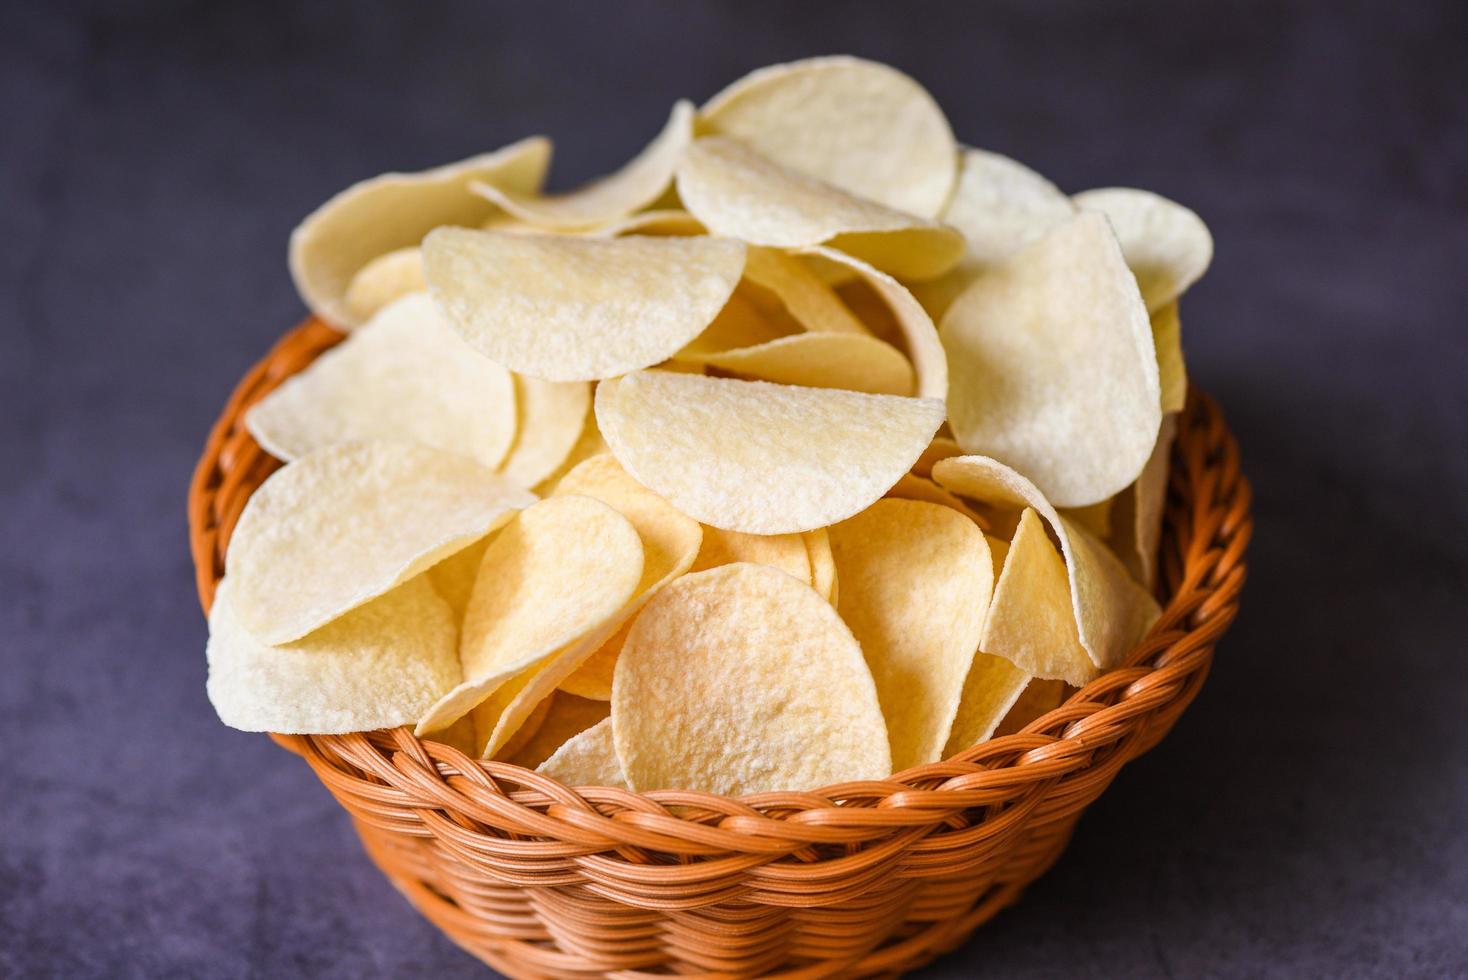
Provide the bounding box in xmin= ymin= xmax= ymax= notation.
xmin=537 ymin=717 xmax=626 ymax=787
xmin=613 ymin=563 xmax=890 ymax=793
xmin=596 ymin=371 xmax=944 ymax=534
xmin=932 ymin=455 xmax=1160 ymax=682
xmin=830 ymin=499 xmax=993 ymax=770
xmin=508 ymin=692 xmax=611 ymax=770
xmin=423 ymin=228 xmax=747 ymax=381
xmin=804 ymin=528 xmax=838 ymax=604
xmin=246 ymin=294 xmax=517 ymax=469
xmin=226 ymin=441 xmax=535 ymax=644
xmin=742 ymin=247 xmax=868 ymax=335
xmin=1151 ymin=303 xmax=1188 ymax=414
xmin=689 ymin=525 xmax=812 ymax=582
xmin=690 ymin=332 xmax=914 ymax=396
xmin=592 ymin=208 xmax=707 ymax=238
xmin=427 ymin=537 xmax=489 ymax=621
xmin=1072 ymin=187 xmax=1213 ymax=312
xmin=944 ymin=653 xmax=1030 ymax=756
xmin=343 ymin=246 xmax=427 ymax=323
xmin=472 ymin=101 xmax=693 ymax=230
xmin=994 ymin=677 xmax=1069 ymax=738
xmin=699 ymin=56 xmax=957 ymax=217
xmin=886 ymin=473 xmax=986 ymax=529
xmin=1060 ymin=498 xmax=1113 ymax=541
xmin=206 ymin=576 xmax=458 ymax=735
xmin=941 ymin=212 xmax=1161 ymax=506
xmin=912 ymin=435 xmax=962 ymax=478
xmin=1111 ymin=413 xmax=1178 ymax=590
xmin=289 ymin=136 xmax=551 ymax=328
xmin=499 ymin=376 xmax=591 ymax=488
xmin=494 ymin=690 xmax=553 ymax=760
xmin=414 ymin=494 xmax=644 ymax=737
xmin=676 ymin=137 xmax=963 ymax=281
xmin=676 ymin=282 xmax=801 ymax=360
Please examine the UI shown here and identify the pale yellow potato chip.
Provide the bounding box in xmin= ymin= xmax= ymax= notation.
xmin=426 ymin=537 xmax=489 ymax=620
xmin=246 ymin=293 xmax=517 ymax=469
xmin=676 ymin=137 xmax=963 ymax=281
xmin=912 ymin=435 xmax=962 ymax=478
xmin=699 ymin=56 xmax=957 ymax=217
xmin=1151 ymin=302 xmax=1188 ymax=414
xmin=343 ymin=246 xmax=427 ymax=323
xmin=549 ymin=453 xmax=703 ymax=702
xmin=414 ymin=494 xmax=644 ymax=738
xmin=1072 ymin=187 xmax=1213 ymax=313
xmin=1111 ymin=413 xmax=1178 ymax=590
xmin=1060 ymin=498 xmax=1113 ymax=541
xmin=688 ymin=332 xmax=914 ymax=396
xmin=830 ymin=499 xmax=993 ymax=771
xmin=472 ymin=101 xmax=693 ymax=230
xmin=941 ymin=212 xmax=1162 ymax=507
xmin=886 ymin=473 xmax=986 ymax=529
xmin=943 ymin=653 xmax=1030 ymax=756
xmin=533 ymin=411 xmax=608 ymax=496
xmin=675 ymin=282 xmax=801 ymax=360
xmin=289 ymin=136 xmax=551 ymax=328
xmin=596 ymin=371 xmax=945 ymax=534
xmin=423 ymin=228 xmax=746 ymax=381
xmin=613 ymin=563 xmax=890 ymax=793
xmin=536 ymin=717 xmax=626 ymax=787
xmin=804 ymin=528 xmax=838 ymax=605
xmin=986 ymin=534 xmax=1010 ymax=581
xmin=741 ymin=247 xmax=868 ymax=335
xmin=494 ymin=689 xmax=553 ymax=760
xmin=933 ymin=455 xmax=1160 ymax=683
xmin=498 ymin=376 xmax=591 ymax=489
xmin=689 ymin=525 xmax=812 ymax=583
xmin=994 ymin=677 xmax=1069 ymax=738
xmin=590 ymin=209 xmax=706 ymax=238
xmin=206 ymin=575 xmax=458 ymax=734
xmin=507 ymin=692 xmax=611 ymax=770
xmin=226 ymin=441 xmax=534 ymax=644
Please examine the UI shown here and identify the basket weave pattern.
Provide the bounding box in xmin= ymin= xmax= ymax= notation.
xmin=188 ymin=318 xmax=1251 ymax=979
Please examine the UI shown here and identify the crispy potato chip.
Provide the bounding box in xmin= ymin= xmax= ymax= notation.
xmin=537 ymin=717 xmax=626 ymax=787
xmin=591 ymin=209 xmax=706 ymax=238
xmin=613 ymin=563 xmax=890 ymax=793
xmin=699 ymin=56 xmax=957 ymax=217
xmin=507 ymin=692 xmax=611 ymax=770
xmin=886 ymin=473 xmax=986 ymax=529
xmin=472 ymin=101 xmax=693 ymax=230
xmin=1072 ymin=187 xmax=1213 ymax=313
xmin=994 ymin=677 xmax=1069 ymax=738
xmin=689 ymin=526 xmax=812 ymax=583
xmin=596 ymin=371 xmax=944 ymax=534
xmin=676 ymin=282 xmax=801 ymax=359
xmin=533 ymin=411 xmax=608 ymax=496
xmin=830 ymin=499 xmax=993 ymax=771
xmin=941 ymin=212 xmax=1162 ymax=507
xmin=246 ymin=293 xmax=517 ymax=469
xmin=423 ymin=228 xmax=747 ymax=381
xmin=912 ymin=435 xmax=962 ymax=478
xmin=426 ymin=537 xmax=489 ymax=620
xmin=494 ymin=691 xmax=553 ymax=760
xmin=676 ymin=137 xmax=963 ymax=281
xmin=499 ymin=376 xmax=591 ymax=488
xmin=414 ymin=494 xmax=644 ymax=738
xmin=742 ymin=247 xmax=868 ymax=335
xmin=343 ymin=246 xmax=427 ymax=323
xmin=1112 ymin=413 xmax=1178 ymax=590
xmin=1151 ymin=302 xmax=1188 ymax=414
xmin=289 ymin=136 xmax=551 ymax=328
xmin=804 ymin=528 xmax=838 ymax=604
xmin=550 ymin=454 xmax=703 ymax=701
xmin=206 ymin=575 xmax=458 ymax=734
xmin=933 ymin=455 xmax=1160 ymax=683
xmin=1060 ymin=498 xmax=1113 ymax=541
xmin=943 ymin=653 xmax=1030 ymax=755
xmin=687 ymin=332 xmax=914 ymax=395
xmin=226 ymin=441 xmax=534 ymax=644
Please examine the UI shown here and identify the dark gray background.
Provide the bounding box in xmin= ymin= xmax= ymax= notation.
xmin=2 ymin=1 xmax=1465 ymax=976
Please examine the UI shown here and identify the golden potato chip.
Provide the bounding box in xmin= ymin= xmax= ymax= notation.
xmin=943 ymin=653 xmax=1030 ymax=756
xmin=426 ymin=537 xmax=489 ymax=620
xmin=343 ymin=246 xmax=427 ymax=322
xmin=687 ymin=332 xmax=914 ymax=396
xmin=1151 ymin=302 xmax=1188 ymax=414
xmin=932 ymin=455 xmax=1160 ymax=683
xmin=533 ymin=411 xmax=608 ymax=496
xmin=246 ymin=293 xmax=517 ymax=469
xmin=830 ymin=499 xmax=993 ymax=771
xmin=886 ymin=472 xmax=987 ymax=529
xmin=426 ymin=712 xmax=479 ymax=756
xmin=804 ymin=527 xmax=838 ymax=604
xmin=423 ymin=228 xmax=746 ymax=381
xmin=698 ymin=56 xmax=957 ymax=217
xmin=676 ymin=137 xmax=963 ymax=281
xmin=994 ymin=677 xmax=1069 ymax=738
xmin=613 ymin=563 xmax=890 ymax=793
xmin=741 ymin=247 xmax=868 ymax=335
xmin=206 ymin=575 xmax=458 ymax=734
xmin=498 ymin=376 xmax=591 ymax=488
xmin=507 ymin=692 xmax=611 ymax=770
xmin=596 ymin=371 xmax=945 ymax=534
xmin=689 ymin=525 xmax=812 ymax=583
xmin=912 ymin=435 xmax=962 ymax=478
xmin=536 ymin=717 xmax=626 ymax=787
xmin=289 ymin=136 xmax=550 ymax=328
xmin=494 ymin=690 xmax=553 ymax=760
xmin=675 ymin=282 xmax=800 ymax=360
xmin=591 ymin=209 xmax=706 ymax=238
xmin=471 ymin=101 xmax=693 ymax=230
xmin=1060 ymin=498 xmax=1113 ymax=541
xmin=1072 ymin=187 xmax=1213 ymax=313
xmin=414 ymin=494 xmax=644 ymax=738
xmin=1111 ymin=413 xmax=1178 ymax=590
xmin=941 ymin=212 xmax=1162 ymax=507
xmin=226 ymin=441 xmax=535 ymax=644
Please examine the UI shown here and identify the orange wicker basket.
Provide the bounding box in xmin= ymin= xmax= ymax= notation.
xmin=188 ymin=317 xmax=1251 ymax=979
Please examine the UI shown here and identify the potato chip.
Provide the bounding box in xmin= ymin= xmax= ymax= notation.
xmin=498 ymin=376 xmax=591 ymax=489
xmin=507 ymin=692 xmax=611 ymax=770
xmin=912 ymin=435 xmax=962 ymax=478
xmin=494 ymin=690 xmax=553 ymax=760
xmin=289 ymin=136 xmax=551 ymax=328
xmin=699 ymin=56 xmax=957 ymax=217
xmin=613 ymin=563 xmax=890 ymax=793
xmin=994 ymin=677 xmax=1069 ymax=738
xmin=687 ymin=332 xmax=914 ymax=396
xmin=830 ymin=499 xmax=993 ymax=771
xmin=932 ymin=455 xmax=1160 ymax=683
xmin=533 ymin=411 xmax=608 ymax=496
xmin=226 ymin=441 xmax=535 ymax=644
xmin=1111 ymin=413 xmax=1178 ymax=590
xmin=1151 ymin=302 xmax=1188 ymax=414
xmin=426 ymin=537 xmax=489 ymax=620
xmin=472 ymin=101 xmax=693 ymax=230
xmin=804 ymin=528 xmax=838 ymax=604
xmin=886 ymin=473 xmax=986 ymax=529
xmin=1060 ymin=498 xmax=1113 ymax=541
xmin=414 ymin=494 xmax=644 ymax=738
xmin=343 ymin=246 xmax=427 ymax=323
xmin=689 ymin=526 xmax=812 ymax=583
xmin=246 ymin=293 xmax=517 ymax=469
xmin=590 ymin=209 xmax=706 ymax=238
xmin=675 ymin=282 xmax=800 ymax=359
xmin=536 ymin=717 xmax=626 ymax=787
xmin=426 ymin=712 xmax=479 ymax=756
xmin=423 ymin=228 xmax=746 ymax=381
xmin=941 ymin=212 xmax=1162 ymax=507
xmin=206 ymin=575 xmax=458 ymax=734
xmin=1072 ymin=187 xmax=1213 ymax=313
xmin=676 ymin=137 xmax=963 ymax=281
xmin=943 ymin=653 xmax=1030 ymax=756
xmin=741 ymin=247 xmax=868 ymax=335
xmin=596 ymin=371 xmax=944 ymax=534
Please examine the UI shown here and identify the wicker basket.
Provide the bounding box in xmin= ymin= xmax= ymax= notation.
xmin=188 ymin=317 xmax=1251 ymax=979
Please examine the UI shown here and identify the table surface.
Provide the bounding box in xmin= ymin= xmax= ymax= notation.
xmin=3 ymin=1 xmax=1465 ymax=976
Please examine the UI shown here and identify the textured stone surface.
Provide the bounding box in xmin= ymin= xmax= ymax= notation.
xmin=1 ymin=1 xmax=1465 ymax=976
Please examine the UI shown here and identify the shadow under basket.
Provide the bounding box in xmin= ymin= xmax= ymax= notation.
xmin=188 ymin=317 xmax=1251 ymax=979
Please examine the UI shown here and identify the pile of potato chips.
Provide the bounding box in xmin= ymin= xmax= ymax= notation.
xmin=206 ymin=57 xmax=1211 ymax=796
